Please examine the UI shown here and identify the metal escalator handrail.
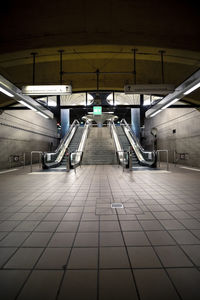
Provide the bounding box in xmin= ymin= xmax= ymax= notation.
xmin=70 ymin=121 xmax=90 ymax=168
xmin=42 ymin=119 xmax=79 ymax=168
xmin=55 ymin=119 xmax=79 ymax=155
xmin=109 ymin=121 xmax=127 ymax=167
xmin=120 ymin=119 xmax=156 ymax=166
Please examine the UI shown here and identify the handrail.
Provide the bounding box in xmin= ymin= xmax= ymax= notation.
xmin=120 ymin=119 xmax=156 ymax=167
xmin=42 ymin=119 xmax=79 ymax=169
xmin=70 ymin=121 xmax=90 ymax=168
xmin=109 ymin=121 xmax=127 ymax=168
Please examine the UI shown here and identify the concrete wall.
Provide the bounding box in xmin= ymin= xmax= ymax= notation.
xmin=0 ymin=110 xmax=58 ymax=170
xmin=144 ymin=108 xmax=200 ymax=168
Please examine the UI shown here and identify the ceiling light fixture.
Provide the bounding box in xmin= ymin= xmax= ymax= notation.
xmin=150 ymin=109 xmax=162 ymax=117
xmin=0 ymin=74 xmax=54 ymax=119
xmin=18 ymin=100 xmax=37 ymax=111
xmin=0 ymin=87 xmax=14 ymax=97
xmin=36 ymin=111 xmax=49 ymax=119
xmin=146 ymin=68 xmax=200 ymax=118
xmin=183 ymin=82 xmax=200 ymax=95
xmin=22 ymin=85 xmax=72 ymax=96
xmin=161 ymin=98 xmax=179 ymax=110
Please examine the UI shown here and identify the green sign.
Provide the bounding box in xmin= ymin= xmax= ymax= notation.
xmin=93 ymin=106 xmax=102 ymax=115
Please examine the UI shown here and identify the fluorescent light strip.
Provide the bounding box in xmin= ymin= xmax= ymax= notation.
xmin=37 ymin=111 xmax=49 ymax=119
xmin=19 ymin=100 xmax=37 ymax=111
xmin=161 ymin=98 xmax=179 ymax=110
xmin=150 ymin=109 xmax=162 ymax=117
xmin=184 ymin=82 xmax=200 ymax=95
xmin=0 ymin=87 xmax=14 ymax=97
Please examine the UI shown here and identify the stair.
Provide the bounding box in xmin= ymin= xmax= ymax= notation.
xmin=82 ymin=127 xmax=117 ymax=165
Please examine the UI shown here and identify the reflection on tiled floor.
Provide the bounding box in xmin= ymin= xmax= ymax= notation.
xmin=0 ymin=165 xmax=200 ymax=299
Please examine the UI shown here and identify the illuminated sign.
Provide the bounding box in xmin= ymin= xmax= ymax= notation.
xmin=93 ymin=106 xmax=102 ymax=115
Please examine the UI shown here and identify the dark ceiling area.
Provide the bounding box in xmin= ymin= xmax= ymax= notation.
xmin=0 ymin=0 xmax=200 ymax=108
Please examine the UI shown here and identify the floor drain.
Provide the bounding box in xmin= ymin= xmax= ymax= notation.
xmin=111 ymin=203 xmax=124 ymax=209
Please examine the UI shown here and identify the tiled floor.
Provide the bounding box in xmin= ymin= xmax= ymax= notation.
xmin=0 ymin=165 xmax=200 ymax=300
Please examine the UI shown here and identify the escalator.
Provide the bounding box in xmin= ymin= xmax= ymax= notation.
xmin=115 ymin=126 xmax=140 ymax=167
xmin=111 ymin=119 xmax=156 ymax=168
xmin=60 ymin=127 xmax=85 ymax=166
xmin=42 ymin=120 xmax=88 ymax=169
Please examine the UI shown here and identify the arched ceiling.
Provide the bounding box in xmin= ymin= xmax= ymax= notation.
xmin=0 ymin=0 xmax=200 ymax=107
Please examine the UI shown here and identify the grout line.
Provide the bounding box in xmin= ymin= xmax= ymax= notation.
xmin=55 ymin=166 xmax=96 ymax=300
xmin=14 ymin=167 xmax=91 ymax=299
xmin=107 ymin=174 xmax=141 ymax=300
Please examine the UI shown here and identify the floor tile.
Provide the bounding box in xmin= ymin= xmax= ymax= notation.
xmin=4 ymin=248 xmax=43 ymax=269
xmin=169 ymin=230 xmax=200 ymax=245
xmin=56 ymin=221 xmax=79 ymax=232
xmin=167 ymin=268 xmax=200 ymax=300
xmin=154 ymin=246 xmax=193 ymax=267
xmin=100 ymin=247 xmax=129 ymax=268
xmin=100 ymin=221 xmax=120 ymax=231
xmin=48 ymin=233 xmax=75 ymax=247
xmin=134 ymin=269 xmax=179 ymax=300
xmin=74 ymin=232 xmax=98 ymax=247
xmin=99 ymin=269 xmax=138 ymax=300
xmin=146 ymin=231 xmax=176 ymax=246
xmin=14 ymin=220 xmax=40 ymax=231
xmin=58 ymin=270 xmax=97 ymax=300
xmin=100 ymin=232 xmax=124 ymax=246
xmin=63 ymin=212 xmax=82 ymax=221
xmin=140 ymin=220 xmax=164 ymax=230
xmin=123 ymin=232 xmax=150 ymax=246
xmin=120 ymin=220 xmax=142 ymax=231
xmin=78 ymin=221 xmax=99 ymax=232
xmin=0 ymin=232 xmax=30 ymax=247
xmin=68 ymin=248 xmax=98 ymax=269
xmin=34 ymin=221 xmax=59 ymax=232
xmin=18 ymin=270 xmax=63 ymax=300
xmin=0 ymin=247 xmax=17 ymax=267
xmin=159 ymin=219 xmax=185 ymax=230
xmin=0 ymin=220 xmax=20 ymax=231
xmin=44 ymin=212 xmax=65 ymax=221
xmin=36 ymin=248 xmax=70 ymax=269
xmin=181 ymin=245 xmax=200 ymax=266
xmin=0 ymin=270 xmax=30 ymax=300
xmin=22 ymin=232 xmax=52 ymax=247
xmin=128 ymin=246 xmax=161 ymax=268
xmin=179 ymin=219 xmax=200 ymax=230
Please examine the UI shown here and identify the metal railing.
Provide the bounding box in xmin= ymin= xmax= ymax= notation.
xmin=42 ymin=119 xmax=79 ymax=168
xmin=120 ymin=119 xmax=156 ymax=167
xmin=116 ymin=150 xmax=128 ymax=171
xmin=70 ymin=121 xmax=90 ymax=171
xmin=30 ymin=151 xmax=43 ymax=172
xmin=156 ymin=150 xmax=169 ymax=170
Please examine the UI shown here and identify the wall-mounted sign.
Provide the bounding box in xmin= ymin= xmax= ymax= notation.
xmin=93 ymin=106 xmax=102 ymax=115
